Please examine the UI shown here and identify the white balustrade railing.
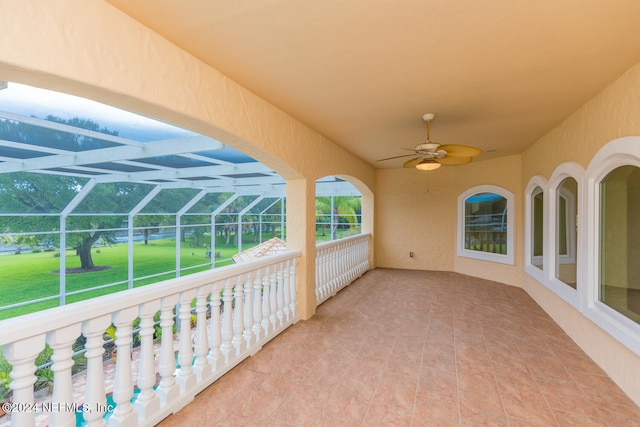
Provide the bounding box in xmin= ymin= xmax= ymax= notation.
xmin=315 ymin=233 xmax=370 ymax=306
xmin=0 ymin=251 xmax=299 ymax=427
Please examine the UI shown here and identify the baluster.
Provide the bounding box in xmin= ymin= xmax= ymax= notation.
xmin=2 ymin=335 xmax=45 ymax=427
xmin=232 ymin=274 xmax=245 ymax=355
xmin=269 ymin=269 xmax=277 ymax=330
xmin=360 ymin=237 xmax=367 ymax=272
xmin=347 ymin=240 xmax=354 ymax=282
xmin=337 ymin=244 xmax=343 ymax=288
xmin=220 ymin=278 xmax=234 ymax=362
xmin=340 ymin=242 xmax=347 ymax=285
xmin=47 ymin=324 xmax=81 ymax=427
xmin=329 ymin=248 xmax=337 ymax=294
xmin=357 ymin=238 xmax=363 ymax=271
xmin=353 ymin=239 xmax=359 ymax=275
xmin=207 ymin=282 xmax=223 ymax=370
xmin=341 ymin=241 xmax=348 ymax=285
xmin=350 ymin=239 xmax=356 ymax=280
xmin=108 ymin=307 xmax=138 ymax=427
xmin=283 ymin=262 xmax=291 ymax=322
xmin=315 ymin=248 xmax=322 ymax=302
xmin=133 ymin=301 xmax=160 ymax=421
xmin=242 ymin=271 xmax=255 ymax=350
xmin=192 ymin=286 xmax=212 ymax=381
xmin=156 ymin=295 xmax=179 ymax=406
xmin=324 ymin=248 xmax=330 ymax=296
xmin=252 ymin=269 xmax=263 ymax=342
xmin=175 ymin=290 xmax=196 ymax=392
xmin=289 ymin=258 xmax=299 ymax=320
xmin=276 ymin=266 xmax=284 ymax=326
xmin=261 ymin=266 xmax=272 ymax=337
xmin=334 ymin=243 xmax=340 ymax=286
xmin=341 ymin=241 xmax=348 ymax=286
xmin=321 ymin=248 xmax=328 ymax=300
xmin=81 ymin=315 xmax=110 ymax=427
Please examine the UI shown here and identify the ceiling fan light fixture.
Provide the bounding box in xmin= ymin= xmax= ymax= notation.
xmin=415 ymin=159 xmax=441 ymax=171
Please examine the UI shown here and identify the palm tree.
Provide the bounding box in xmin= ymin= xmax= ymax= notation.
xmin=315 ymin=196 xmax=361 ymax=240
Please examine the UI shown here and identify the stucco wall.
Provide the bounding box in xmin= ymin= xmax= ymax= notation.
xmin=375 ymin=166 xmax=457 ymax=271
xmin=521 ymin=63 xmax=640 ymax=406
xmin=375 ymin=154 xmax=522 ymax=287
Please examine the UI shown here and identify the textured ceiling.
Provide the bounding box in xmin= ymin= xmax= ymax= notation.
xmin=105 ymin=0 xmax=640 ymax=168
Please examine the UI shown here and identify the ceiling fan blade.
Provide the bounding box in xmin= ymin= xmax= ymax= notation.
xmin=402 ymin=157 xmax=422 ymax=168
xmin=438 ymin=156 xmax=473 ymax=165
xmin=376 ymin=154 xmax=418 ymax=162
xmin=439 ymin=144 xmax=483 ymax=157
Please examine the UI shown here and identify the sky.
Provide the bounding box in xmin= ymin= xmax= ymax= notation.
xmin=0 ymin=82 xmax=193 ymax=142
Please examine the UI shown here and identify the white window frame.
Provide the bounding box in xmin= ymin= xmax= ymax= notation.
xmin=457 ymin=185 xmax=514 ymax=265
xmin=546 ymin=163 xmax=583 ymax=308
xmin=524 ymin=177 xmax=547 ymax=283
xmin=584 ymin=136 xmax=640 ymax=355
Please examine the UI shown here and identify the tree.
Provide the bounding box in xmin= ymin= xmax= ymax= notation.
xmin=0 ymin=116 xmax=153 ymax=270
xmin=0 ymin=234 xmax=41 ymax=254
xmin=133 ymin=215 xmax=164 ymax=245
xmin=315 ymin=196 xmax=362 ymax=240
xmin=65 ymin=182 xmax=154 ymax=269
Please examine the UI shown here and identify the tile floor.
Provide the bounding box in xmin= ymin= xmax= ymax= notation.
xmin=157 ymin=269 xmax=640 ymax=426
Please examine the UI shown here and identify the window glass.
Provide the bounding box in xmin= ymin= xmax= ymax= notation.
xmin=556 ymin=178 xmax=577 ymax=288
xmin=531 ymin=188 xmax=544 ymax=270
xmin=599 ymin=166 xmax=640 ymax=324
xmin=463 ymin=192 xmax=507 ymax=255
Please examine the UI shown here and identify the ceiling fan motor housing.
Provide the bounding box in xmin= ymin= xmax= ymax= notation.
xmin=415 ymin=142 xmax=440 ymax=152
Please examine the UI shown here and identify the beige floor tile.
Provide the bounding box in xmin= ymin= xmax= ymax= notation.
xmin=155 ymin=269 xmax=639 ymax=427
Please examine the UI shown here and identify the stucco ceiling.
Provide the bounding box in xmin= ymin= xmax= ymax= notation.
xmin=105 ymin=0 xmax=640 ymax=168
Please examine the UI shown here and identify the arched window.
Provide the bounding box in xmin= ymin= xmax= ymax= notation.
xmin=531 ymin=186 xmax=544 ymax=270
xmin=584 ymin=136 xmax=640 ymax=355
xmin=555 ymin=178 xmax=578 ymax=288
xmin=524 ymin=177 xmax=547 ymax=281
xmin=599 ymin=165 xmax=640 ymax=325
xmin=529 ymin=164 xmax=582 ymax=308
xmin=457 ymin=185 xmax=514 ymax=265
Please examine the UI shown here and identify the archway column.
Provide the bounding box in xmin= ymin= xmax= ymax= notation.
xmin=286 ymin=178 xmax=317 ymax=319
xmin=360 ymin=190 xmax=375 ymax=269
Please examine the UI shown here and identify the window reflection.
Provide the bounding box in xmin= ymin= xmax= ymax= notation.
xmin=464 ymin=192 xmax=507 ymax=255
xmin=600 ymin=166 xmax=640 ymax=324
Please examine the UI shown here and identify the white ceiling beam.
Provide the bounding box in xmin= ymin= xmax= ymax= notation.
xmin=88 ymin=162 xmax=276 ymax=183
xmin=0 ymin=109 xmax=145 ymax=147
xmin=0 ymin=135 xmax=224 ymax=173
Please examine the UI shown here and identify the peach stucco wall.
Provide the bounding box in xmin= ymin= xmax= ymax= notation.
xmin=0 ymin=0 xmax=376 ymax=319
xmin=375 ymin=155 xmax=522 ymax=286
xmin=520 ymin=63 xmax=640 ymax=405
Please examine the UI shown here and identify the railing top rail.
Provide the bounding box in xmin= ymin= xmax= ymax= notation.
xmin=0 ymin=250 xmax=300 ymax=346
xmin=315 ymin=233 xmax=370 ymax=250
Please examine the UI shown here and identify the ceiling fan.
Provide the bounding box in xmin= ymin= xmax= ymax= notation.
xmin=377 ymin=113 xmax=483 ymax=170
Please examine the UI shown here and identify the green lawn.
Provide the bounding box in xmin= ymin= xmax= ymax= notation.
xmin=0 ymin=227 xmax=360 ymax=320
xmin=0 ymin=235 xmax=263 ymax=320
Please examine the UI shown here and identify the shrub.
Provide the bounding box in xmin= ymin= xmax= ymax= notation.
xmin=0 ymin=351 xmax=12 ymax=402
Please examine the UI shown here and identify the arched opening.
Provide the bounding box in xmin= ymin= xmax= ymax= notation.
xmin=0 ymin=81 xmax=289 ymax=319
